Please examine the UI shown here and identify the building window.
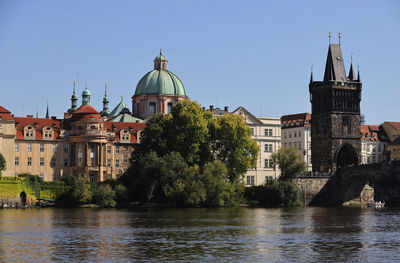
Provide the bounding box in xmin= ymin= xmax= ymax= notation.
xmin=40 ymin=157 xmax=44 ymax=166
xmin=27 ymin=144 xmax=32 ymax=152
xmin=289 ymin=132 xmax=291 ymax=138
xmin=123 ymin=155 xmax=128 ymax=163
xmin=27 ymin=157 xmax=32 ymax=166
xmin=283 ymin=132 xmax=287 ymax=139
xmin=64 ymin=158 xmax=68 ymax=167
xmin=294 ymin=131 xmax=297 ymax=137
xmin=52 ymin=144 xmax=56 ymax=153
xmin=265 ymin=176 xmax=273 ymax=182
xmin=90 ymin=151 xmax=95 ymax=166
xmin=107 ymin=174 xmax=112 ymax=179
xmin=40 ymin=144 xmax=44 ymax=152
xmin=167 ymin=103 xmax=173 ymax=114
xmin=90 ymin=175 xmax=95 ymax=182
xmin=44 ymin=127 xmax=52 ymax=139
xmin=64 ymin=145 xmax=69 ymax=153
xmin=107 ymin=145 xmax=111 ymax=154
xmin=136 ymin=103 xmax=140 ymax=116
xmin=25 ymin=126 xmax=34 ymax=138
xmin=40 ymin=173 xmax=44 ymax=180
xmin=298 ymin=131 xmax=301 ymax=137
xmin=265 ymin=158 xmax=273 ymax=168
xmin=15 ymin=143 xmax=19 ymax=152
xmin=107 ymin=159 xmax=111 ymax=167
xmin=115 ymin=146 xmax=120 ymax=154
xmin=51 ymin=157 xmax=56 ymax=167
xmin=115 ymin=159 xmax=120 ymax=168
xmin=251 ymin=128 xmax=254 ymax=136
xmin=149 ymin=102 xmax=156 ymax=114
xmin=15 ymin=157 xmax=19 ymax=166
xmin=246 ymin=176 xmax=255 ymax=185
xmin=264 ymin=144 xmax=273 ymax=152
xmin=264 ymin=129 xmax=273 ymax=136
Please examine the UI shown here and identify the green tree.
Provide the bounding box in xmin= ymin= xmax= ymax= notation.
xmin=131 ymin=100 xmax=258 ymax=182
xmin=211 ymin=114 xmax=259 ymax=182
xmin=93 ymin=184 xmax=116 ymax=207
xmin=0 ymin=152 xmax=6 ymax=176
xmin=272 ymin=147 xmax=306 ymax=181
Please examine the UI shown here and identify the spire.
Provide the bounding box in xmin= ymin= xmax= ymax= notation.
xmin=101 ymin=81 xmax=110 ymax=117
xmin=309 ymin=65 xmax=314 ymax=84
xmin=338 ymin=32 xmax=341 ymax=45
xmin=160 ymin=48 xmax=162 ymax=56
xmin=357 ymin=63 xmax=361 ymax=82
xmin=68 ymin=77 xmax=78 ymax=114
xmin=323 ymin=41 xmax=347 ymax=82
xmin=348 ymin=54 xmax=356 ymax=80
xmin=46 ymin=102 xmax=49 ymax=119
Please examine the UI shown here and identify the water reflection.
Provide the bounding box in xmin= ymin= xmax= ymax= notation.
xmin=1 ymin=207 xmax=400 ymax=262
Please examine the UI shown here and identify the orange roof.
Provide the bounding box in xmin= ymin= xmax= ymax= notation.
xmin=281 ymin=113 xmax=311 ymax=128
xmin=361 ymin=124 xmax=386 ymax=142
xmin=14 ymin=117 xmax=61 ymax=140
xmin=0 ymin=105 xmax=13 ymax=120
xmin=71 ymin=105 xmax=102 ymax=121
xmin=104 ymin=122 xmax=146 ymax=143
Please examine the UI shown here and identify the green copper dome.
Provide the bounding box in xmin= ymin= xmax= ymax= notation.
xmin=155 ymin=54 xmax=167 ymax=61
xmin=135 ymin=69 xmax=187 ymax=97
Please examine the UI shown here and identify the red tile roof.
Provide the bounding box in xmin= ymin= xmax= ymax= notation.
xmin=104 ymin=122 xmax=146 ymax=143
xmin=71 ymin=105 xmax=102 ymax=121
xmin=0 ymin=106 xmax=13 ymax=120
xmin=281 ymin=113 xmax=311 ymax=128
xmin=386 ymin=122 xmax=400 ymax=131
xmin=361 ymin=124 xmax=386 ymax=142
xmin=13 ymin=117 xmax=61 ymax=140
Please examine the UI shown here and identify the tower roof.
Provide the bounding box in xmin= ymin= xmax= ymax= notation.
xmin=109 ymin=97 xmax=127 ymax=117
xmin=323 ymin=44 xmax=347 ymax=82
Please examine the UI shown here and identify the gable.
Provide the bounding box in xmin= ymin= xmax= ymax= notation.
xmin=231 ymin=107 xmax=263 ymax=125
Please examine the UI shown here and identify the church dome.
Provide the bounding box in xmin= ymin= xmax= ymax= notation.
xmin=134 ymin=52 xmax=187 ymax=97
xmin=82 ymin=87 xmax=91 ymax=96
xmin=135 ymin=70 xmax=186 ymax=97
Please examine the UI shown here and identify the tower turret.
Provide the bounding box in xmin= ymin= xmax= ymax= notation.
xmin=101 ymin=81 xmax=110 ymax=117
xmin=68 ymin=78 xmax=78 ymax=113
xmin=153 ymin=49 xmax=168 ymax=70
xmin=82 ymin=83 xmax=91 ymax=105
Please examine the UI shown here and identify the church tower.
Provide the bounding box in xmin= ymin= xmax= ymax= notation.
xmin=309 ymin=35 xmax=362 ymax=173
xmin=100 ymin=81 xmax=110 ymax=117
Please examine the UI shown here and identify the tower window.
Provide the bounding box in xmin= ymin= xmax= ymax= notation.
xmin=149 ymin=102 xmax=156 ymax=114
xmin=167 ymin=103 xmax=173 ymax=114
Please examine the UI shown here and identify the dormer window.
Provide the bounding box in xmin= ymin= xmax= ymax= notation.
xmin=121 ymin=130 xmax=130 ymax=142
xmin=43 ymin=126 xmax=53 ymax=139
xmin=24 ymin=126 xmax=35 ymax=139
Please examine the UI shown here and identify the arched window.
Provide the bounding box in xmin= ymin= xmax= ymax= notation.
xmin=121 ymin=130 xmax=130 ymax=142
xmin=24 ymin=126 xmax=35 ymax=139
xmin=43 ymin=126 xmax=53 ymax=139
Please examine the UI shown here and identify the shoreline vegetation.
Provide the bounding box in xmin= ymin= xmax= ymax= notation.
xmin=0 ymin=101 xmax=305 ymax=209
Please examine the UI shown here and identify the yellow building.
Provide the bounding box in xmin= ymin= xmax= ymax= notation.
xmin=0 ymin=106 xmax=16 ymax=177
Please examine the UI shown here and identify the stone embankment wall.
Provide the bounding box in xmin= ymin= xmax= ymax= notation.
xmin=295 ymin=177 xmax=330 ymax=205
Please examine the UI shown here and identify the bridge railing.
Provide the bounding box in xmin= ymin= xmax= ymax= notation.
xmin=297 ymin=171 xmax=332 ymax=178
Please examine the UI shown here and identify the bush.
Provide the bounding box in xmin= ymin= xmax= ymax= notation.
xmin=245 ymin=180 xmax=301 ymax=207
xmin=93 ymin=184 xmax=116 ymax=207
xmin=55 ymin=181 xmax=92 ymax=207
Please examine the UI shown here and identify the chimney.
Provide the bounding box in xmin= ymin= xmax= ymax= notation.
xmin=27 ymin=115 xmax=33 ymax=118
xmin=224 ymin=106 xmax=229 ymax=112
xmin=210 ymin=105 xmax=214 ymax=112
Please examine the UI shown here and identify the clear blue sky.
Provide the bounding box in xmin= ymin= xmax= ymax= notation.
xmin=1 ymin=0 xmax=399 ymax=124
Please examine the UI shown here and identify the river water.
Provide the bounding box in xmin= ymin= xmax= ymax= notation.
xmin=0 ymin=207 xmax=399 ymax=262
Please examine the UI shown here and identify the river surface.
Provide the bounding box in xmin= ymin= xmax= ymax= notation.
xmin=0 ymin=207 xmax=399 ymax=262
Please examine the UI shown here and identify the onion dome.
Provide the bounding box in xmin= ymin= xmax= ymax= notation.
xmin=134 ymin=51 xmax=187 ymax=97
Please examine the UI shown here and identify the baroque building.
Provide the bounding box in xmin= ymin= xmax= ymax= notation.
xmin=132 ymin=51 xmax=188 ymax=120
xmin=309 ymin=39 xmax=362 ymax=172
xmin=0 ymin=51 xmax=187 ymax=182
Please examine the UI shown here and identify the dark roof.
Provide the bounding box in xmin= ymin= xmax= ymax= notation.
xmin=323 ymin=44 xmax=347 ymax=82
xmin=281 ymin=113 xmax=311 ymax=128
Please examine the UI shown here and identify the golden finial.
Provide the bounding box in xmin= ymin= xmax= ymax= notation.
xmin=329 ymin=32 xmax=331 ymax=44
xmin=338 ymin=32 xmax=341 ymax=45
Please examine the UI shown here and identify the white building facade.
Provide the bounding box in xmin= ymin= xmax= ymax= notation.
xmin=360 ymin=125 xmax=386 ymax=164
xmin=281 ymin=113 xmax=312 ymax=171
xmin=231 ymin=107 xmax=281 ymax=186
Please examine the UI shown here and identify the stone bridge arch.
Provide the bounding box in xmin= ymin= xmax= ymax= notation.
xmin=334 ymin=143 xmax=358 ymax=169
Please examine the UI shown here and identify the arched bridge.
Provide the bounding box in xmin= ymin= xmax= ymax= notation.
xmin=310 ymin=162 xmax=400 ymax=206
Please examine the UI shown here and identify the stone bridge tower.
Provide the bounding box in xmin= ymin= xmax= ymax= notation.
xmin=309 ymin=37 xmax=362 ymax=172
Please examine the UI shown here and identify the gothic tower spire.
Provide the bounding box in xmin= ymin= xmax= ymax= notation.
xmin=46 ymin=102 xmax=49 ymax=119
xmin=348 ymin=54 xmax=356 ymax=81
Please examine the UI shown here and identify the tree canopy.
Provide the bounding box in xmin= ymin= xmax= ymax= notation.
xmin=127 ymin=100 xmax=259 ymax=206
xmin=271 ymin=147 xmax=306 ymax=181
xmin=0 ymin=153 xmax=6 ymax=176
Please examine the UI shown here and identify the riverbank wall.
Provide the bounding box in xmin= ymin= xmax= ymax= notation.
xmin=0 ymin=177 xmax=69 ymax=207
